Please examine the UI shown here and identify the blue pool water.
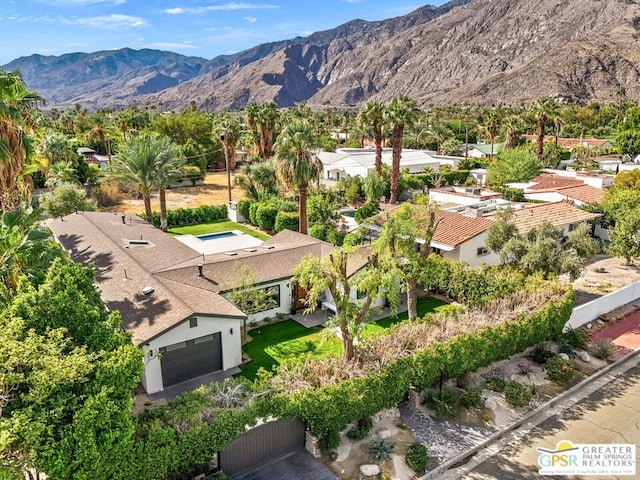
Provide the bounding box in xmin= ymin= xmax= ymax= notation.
xmin=198 ymin=231 xmax=237 ymax=241
xmin=341 ymin=209 xmax=356 ymax=218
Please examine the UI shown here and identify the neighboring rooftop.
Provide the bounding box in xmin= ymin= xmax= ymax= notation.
xmin=500 ymin=201 xmax=601 ymax=234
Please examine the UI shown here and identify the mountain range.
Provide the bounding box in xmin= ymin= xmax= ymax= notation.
xmin=4 ymin=0 xmax=640 ymax=111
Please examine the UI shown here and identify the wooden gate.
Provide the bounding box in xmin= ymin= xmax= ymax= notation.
xmin=219 ymin=418 xmax=306 ymax=477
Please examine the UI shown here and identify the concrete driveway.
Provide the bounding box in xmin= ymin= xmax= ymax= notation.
xmin=234 ymin=450 xmax=337 ymax=480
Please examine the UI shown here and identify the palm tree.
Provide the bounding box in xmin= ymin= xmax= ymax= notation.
xmin=88 ymin=123 xmax=112 ymax=161
xmin=358 ymin=101 xmax=385 ymax=175
xmin=482 ymin=112 xmax=501 ymax=157
xmin=45 ymin=161 xmax=78 ymax=189
xmin=0 ymin=69 xmax=43 ymax=212
xmin=275 ymin=121 xmax=322 ymax=235
xmin=553 ymin=114 xmax=565 ymax=146
xmin=384 ymin=95 xmax=419 ymax=204
xmin=152 ymin=137 xmax=183 ymax=231
xmin=214 ymin=113 xmax=242 ymax=203
xmin=501 ymin=115 xmax=524 ymax=149
xmin=530 ymin=97 xmax=557 ymax=161
xmin=256 ymin=102 xmax=279 ymax=159
xmin=106 ymin=135 xmax=163 ymax=224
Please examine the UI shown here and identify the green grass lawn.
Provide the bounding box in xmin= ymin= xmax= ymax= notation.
xmin=167 ymin=220 xmax=269 ymax=241
xmin=238 ymin=320 xmax=341 ymax=380
xmin=237 ymin=297 xmax=451 ymax=380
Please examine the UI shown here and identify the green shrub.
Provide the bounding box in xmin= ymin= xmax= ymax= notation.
xmin=346 ymin=416 xmax=373 ymax=440
xmin=309 ymin=223 xmax=329 ymax=241
xmin=559 ymin=343 xmax=573 ymax=356
xmin=531 ymin=345 xmax=555 ymax=365
xmin=593 ymin=339 xmax=613 ymax=360
xmin=423 ymin=388 xmax=460 ymax=418
xmin=504 ymin=381 xmax=532 ymax=408
xmin=318 ymin=430 xmax=341 ymax=452
xmin=237 ymin=199 xmax=251 ymax=220
xmin=562 ymin=328 xmax=588 ymax=349
xmin=459 ymin=387 xmax=482 ymax=408
xmin=354 ymin=201 xmax=380 ymax=223
xmin=405 ymin=443 xmax=428 ymax=474
xmin=255 ymin=205 xmax=278 ymax=231
xmin=248 ymin=202 xmax=260 ymax=225
xmin=546 ymin=357 xmax=575 ymax=383
xmin=274 ymin=211 xmax=299 ymax=232
xmin=326 ymin=229 xmax=346 ymax=246
xmin=484 ymin=377 xmax=507 ymax=392
xmin=143 ymin=204 xmax=227 ymax=227
xmin=368 ymin=439 xmax=394 ymax=461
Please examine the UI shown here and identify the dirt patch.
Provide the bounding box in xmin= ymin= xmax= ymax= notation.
xmin=568 ymin=255 xmax=640 ymax=306
xmin=104 ymin=171 xmax=246 ymax=215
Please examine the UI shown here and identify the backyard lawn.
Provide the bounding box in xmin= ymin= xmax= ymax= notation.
xmin=167 ymin=220 xmax=269 ymax=241
xmin=237 ymin=297 xmax=450 ymax=380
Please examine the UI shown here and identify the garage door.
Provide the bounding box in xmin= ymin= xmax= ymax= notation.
xmin=160 ymin=333 xmax=222 ymax=387
xmin=219 ymin=418 xmax=306 ymax=477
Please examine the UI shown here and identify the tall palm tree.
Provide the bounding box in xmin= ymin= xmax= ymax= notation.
xmin=530 ymin=96 xmax=557 ymax=161
xmin=275 ymin=121 xmax=322 ymax=235
xmin=358 ymin=101 xmax=385 ymax=175
xmin=501 ymin=115 xmax=524 ymax=149
xmin=0 ymin=69 xmax=43 ymax=212
xmin=152 ymin=137 xmax=183 ymax=231
xmin=106 ymin=135 xmax=163 ymax=224
xmin=256 ymin=102 xmax=279 ymax=159
xmin=88 ymin=123 xmax=112 ymax=161
xmin=482 ymin=112 xmax=501 ymax=157
xmin=384 ymin=95 xmax=419 ymax=204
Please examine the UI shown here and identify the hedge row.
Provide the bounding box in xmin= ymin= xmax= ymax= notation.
xmin=421 ymin=255 xmax=525 ymax=306
xmin=237 ymin=198 xmax=299 ymax=233
xmin=404 ymin=169 xmax=471 ymax=190
xmin=143 ymin=204 xmax=228 ymax=228
xmin=276 ymin=288 xmax=573 ymax=438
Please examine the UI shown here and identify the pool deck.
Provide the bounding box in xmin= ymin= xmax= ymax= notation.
xmin=175 ymin=230 xmax=264 ymax=255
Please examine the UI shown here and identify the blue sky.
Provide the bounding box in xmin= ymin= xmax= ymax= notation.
xmin=0 ymin=0 xmax=448 ymax=65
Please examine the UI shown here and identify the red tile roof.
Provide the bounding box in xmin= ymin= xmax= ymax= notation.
xmin=556 ymin=184 xmax=604 ymax=204
xmin=528 ymin=174 xmax=585 ymax=190
xmin=503 ymin=202 xmax=600 ymax=234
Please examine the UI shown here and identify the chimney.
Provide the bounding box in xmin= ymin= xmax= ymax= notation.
xmin=197 ymin=264 xmax=203 ymax=277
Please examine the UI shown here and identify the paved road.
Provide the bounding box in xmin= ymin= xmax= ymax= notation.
xmin=435 ymin=354 xmax=640 ymax=480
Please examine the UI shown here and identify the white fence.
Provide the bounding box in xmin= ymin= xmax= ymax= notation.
xmin=565 ymin=281 xmax=640 ymax=330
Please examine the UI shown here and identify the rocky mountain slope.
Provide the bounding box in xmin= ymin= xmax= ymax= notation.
xmin=4 ymin=0 xmax=640 ymax=110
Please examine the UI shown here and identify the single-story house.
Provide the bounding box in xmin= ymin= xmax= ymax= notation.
xmin=429 ymin=186 xmax=504 ymax=206
xmin=47 ymin=212 xmax=371 ymax=395
xmin=466 ymin=143 xmax=503 ymax=158
xmin=507 ymin=174 xmax=605 ymax=206
xmin=366 ymin=206 xmax=499 ymax=268
xmin=318 ymin=148 xmax=463 ymax=180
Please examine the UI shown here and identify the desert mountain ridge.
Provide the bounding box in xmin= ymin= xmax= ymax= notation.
xmin=4 ymin=0 xmax=640 ymax=111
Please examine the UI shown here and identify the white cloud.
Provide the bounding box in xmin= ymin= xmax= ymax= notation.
xmin=243 ymin=16 xmax=257 ymax=23
xmin=62 ymin=14 xmax=147 ymax=28
xmin=39 ymin=0 xmax=126 ymax=5
xmin=203 ymin=26 xmax=266 ymax=41
xmin=142 ymin=42 xmax=199 ymax=51
xmin=165 ymin=3 xmax=278 ymax=15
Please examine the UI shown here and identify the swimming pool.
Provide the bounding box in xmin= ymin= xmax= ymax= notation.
xmin=197 ymin=231 xmax=237 ymax=241
xmin=341 ymin=209 xmax=356 ymax=218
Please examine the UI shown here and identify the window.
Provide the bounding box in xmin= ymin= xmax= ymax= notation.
xmin=261 ymin=285 xmax=281 ymax=310
xmin=568 ymin=223 xmax=577 ymax=232
xmin=189 ymin=317 xmax=198 ymax=328
xmin=477 ymin=247 xmax=490 ymax=257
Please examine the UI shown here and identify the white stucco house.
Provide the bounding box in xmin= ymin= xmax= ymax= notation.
xmin=47 ymin=213 xmax=347 ymax=395
xmin=507 ymin=173 xmax=605 ymax=206
xmin=318 ymin=148 xmax=463 ymax=180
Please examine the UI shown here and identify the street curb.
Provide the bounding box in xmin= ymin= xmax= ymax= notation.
xmin=418 ymin=345 xmax=640 ymax=480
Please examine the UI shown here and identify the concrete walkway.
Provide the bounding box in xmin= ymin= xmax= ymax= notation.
xmin=234 ymin=451 xmax=337 ymax=480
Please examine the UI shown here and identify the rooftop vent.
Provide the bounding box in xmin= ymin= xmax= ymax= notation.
xmin=128 ymin=239 xmax=149 ymax=245
xmin=243 ymin=248 xmax=258 ymax=252
xmin=261 ymin=245 xmax=275 ymax=250
xmin=142 ymin=286 xmax=154 ymax=295
xmin=224 ymin=251 xmax=238 ymax=256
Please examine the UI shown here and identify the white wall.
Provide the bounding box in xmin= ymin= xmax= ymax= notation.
xmin=456 ymin=232 xmax=500 ymax=267
xmin=246 ymin=279 xmax=294 ymax=323
xmin=565 ymin=282 xmax=640 ymax=331
xmin=594 ymin=225 xmax=609 ymax=241
xmin=429 ymin=191 xmax=485 ymax=206
xmin=619 ymin=164 xmax=640 ymax=172
xmin=524 ymin=192 xmax=565 ymax=203
xmin=141 ymin=315 xmax=243 ymax=394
